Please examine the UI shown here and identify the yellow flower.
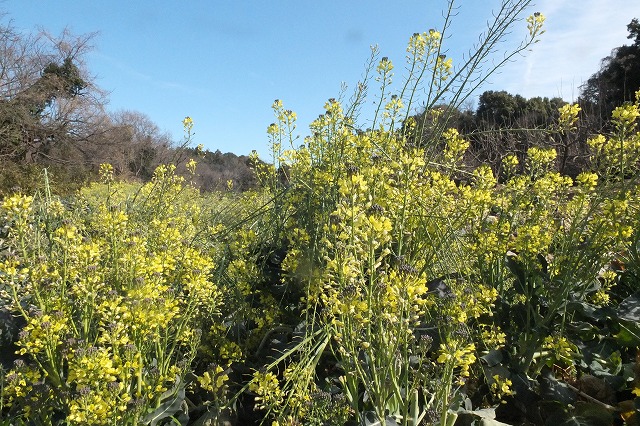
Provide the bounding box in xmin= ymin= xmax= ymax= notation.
xmin=473 ymin=164 xmax=496 ymax=189
xmin=186 ymin=158 xmax=197 ymax=174
xmin=443 ymin=128 xmax=469 ymax=164
xmin=526 ymin=12 xmax=545 ymax=36
xmin=491 ymin=374 xmax=514 ymax=401
xmin=435 ymin=55 xmax=453 ymax=80
xmin=558 ymin=103 xmax=581 ymax=131
xmin=198 ymin=365 xmax=229 ymax=393
xmin=1 ymin=194 xmax=33 ymax=214
xmin=376 ymin=56 xmax=394 ymax=74
xmin=612 ymin=104 xmax=639 ymax=128
xmin=1 ymin=194 xmax=33 ymax=226
xmin=250 ymin=371 xmax=284 ymax=410
xmin=99 ymin=163 xmax=114 ymax=183
xmin=575 ymin=172 xmax=598 ymax=191
xmin=437 ymin=341 xmax=477 ymax=377
xmin=527 ymin=147 xmax=557 ymax=169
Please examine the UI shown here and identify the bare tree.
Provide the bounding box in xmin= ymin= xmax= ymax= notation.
xmin=107 ymin=110 xmax=173 ymax=178
xmin=0 ymin=20 xmax=107 ymax=165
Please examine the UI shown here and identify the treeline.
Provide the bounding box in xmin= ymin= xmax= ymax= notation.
xmin=1 ymin=14 xmax=638 ymax=195
xmin=0 ymin=18 xmax=258 ymax=196
xmin=409 ymin=18 xmax=640 ymax=179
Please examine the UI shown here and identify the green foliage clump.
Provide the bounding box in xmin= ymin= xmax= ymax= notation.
xmin=0 ymin=165 xmax=232 ymax=424
xmin=580 ymin=18 xmax=640 ymax=122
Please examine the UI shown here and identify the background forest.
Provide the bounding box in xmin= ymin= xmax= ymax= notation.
xmin=0 ymin=16 xmax=638 ymax=195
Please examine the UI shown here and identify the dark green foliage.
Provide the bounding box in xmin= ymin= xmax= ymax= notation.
xmin=161 ymin=146 xmax=260 ymax=193
xmin=188 ymin=149 xmax=259 ymax=192
xmin=476 ymin=91 xmax=528 ymax=126
xmin=0 ymin=162 xmax=90 ymax=198
xmin=407 ymin=91 xmax=579 ymax=176
xmin=475 ymin=91 xmax=565 ymax=127
xmin=580 ymin=18 xmax=640 ymax=125
xmin=42 ymin=57 xmax=87 ymax=98
xmin=0 ymin=56 xmax=87 ymax=162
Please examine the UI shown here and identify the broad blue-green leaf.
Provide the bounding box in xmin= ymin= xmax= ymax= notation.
xmin=613 ymin=318 xmax=640 ymax=347
xmin=617 ymin=292 xmax=640 ymax=321
xmin=142 ymin=377 xmax=187 ymax=426
xmin=480 ymin=349 xmax=503 ymax=367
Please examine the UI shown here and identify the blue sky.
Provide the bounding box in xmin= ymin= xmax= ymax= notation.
xmin=3 ymin=1 xmax=637 ymax=158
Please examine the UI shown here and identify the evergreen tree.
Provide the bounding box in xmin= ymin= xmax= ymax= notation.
xmin=580 ymin=18 xmax=640 ymax=123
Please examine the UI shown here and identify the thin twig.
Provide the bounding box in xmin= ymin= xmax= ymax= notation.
xmin=563 ymin=381 xmax=619 ymax=412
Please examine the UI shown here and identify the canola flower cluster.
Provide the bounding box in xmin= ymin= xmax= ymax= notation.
xmin=0 ymin=165 xmax=224 ymax=424
xmin=248 ymin=84 xmax=513 ymax=421
xmin=244 ymin=72 xmax=640 ymax=423
xmin=4 ymin=10 xmax=640 ymax=425
xmin=588 ymin=90 xmax=640 ymax=176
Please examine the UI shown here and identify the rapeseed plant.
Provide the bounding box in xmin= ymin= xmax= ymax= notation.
xmin=3 ymin=2 xmax=640 ymax=425
xmin=0 ymin=165 xmax=224 ymax=424
xmin=244 ymin=2 xmax=640 ymax=424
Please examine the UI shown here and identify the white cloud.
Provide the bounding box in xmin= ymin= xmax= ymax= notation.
xmin=92 ymin=52 xmax=196 ymax=94
xmin=495 ymin=0 xmax=636 ymax=100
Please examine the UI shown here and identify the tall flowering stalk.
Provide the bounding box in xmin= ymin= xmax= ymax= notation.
xmin=243 ymin=3 xmax=552 ymax=424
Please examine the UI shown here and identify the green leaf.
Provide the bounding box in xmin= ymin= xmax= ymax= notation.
xmin=479 ymin=418 xmax=512 ymax=426
xmin=540 ymin=369 xmax=576 ymax=405
xmin=505 ymin=255 xmax=527 ymax=295
xmin=567 ymin=321 xmax=600 ymax=341
xmin=142 ymin=377 xmax=187 ymax=426
xmin=454 ymin=407 xmax=512 ymax=426
xmin=565 ymin=301 xmax=612 ymax=322
xmin=191 ymin=411 xmax=219 ymax=426
xmin=573 ymin=402 xmax=615 ymax=426
xmin=613 ymin=319 xmax=640 ymax=347
xmin=362 ymin=411 xmax=399 ymax=426
xmin=480 ymin=349 xmax=503 ymax=368
xmin=617 ymin=292 xmax=640 ymax=321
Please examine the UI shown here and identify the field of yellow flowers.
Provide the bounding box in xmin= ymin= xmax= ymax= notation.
xmin=2 ymin=6 xmax=640 ymax=426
